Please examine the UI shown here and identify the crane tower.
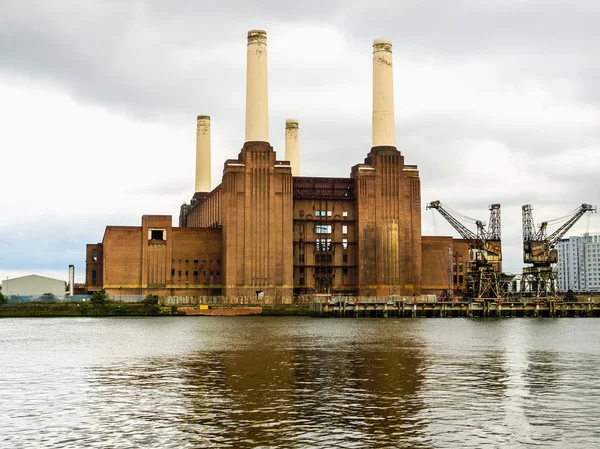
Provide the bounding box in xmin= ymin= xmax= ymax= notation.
xmin=427 ymin=201 xmax=503 ymax=298
xmin=522 ymin=203 xmax=596 ymax=297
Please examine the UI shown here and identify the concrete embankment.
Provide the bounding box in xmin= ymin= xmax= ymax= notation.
xmin=178 ymin=304 xmax=309 ymax=316
xmin=0 ymin=302 xmax=310 ymax=318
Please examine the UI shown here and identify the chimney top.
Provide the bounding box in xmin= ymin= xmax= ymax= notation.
xmin=248 ymin=30 xmax=267 ymax=45
xmin=197 ymin=115 xmax=210 ymax=121
xmin=285 ymin=119 xmax=299 ymax=129
xmin=373 ymin=39 xmax=392 ymax=52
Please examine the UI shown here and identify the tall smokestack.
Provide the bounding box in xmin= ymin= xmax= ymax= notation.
xmin=195 ymin=115 xmax=211 ymax=192
xmin=245 ymin=30 xmax=269 ymax=142
xmin=372 ymin=39 xmax=395 ymax=148
xmin=285 ymin=119 xmax=299 ymax=176
xmin=68 ymin=265 xmax=74 ymax=296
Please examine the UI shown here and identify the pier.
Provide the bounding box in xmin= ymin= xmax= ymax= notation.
xmin=308 ymin=298 xmax=600 ymax=318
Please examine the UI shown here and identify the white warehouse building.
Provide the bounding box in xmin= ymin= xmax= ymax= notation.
xmin=1 ymin=275 xmax=68 ymax=300
xmin=556 ymin=232 xmax=600 ymax=292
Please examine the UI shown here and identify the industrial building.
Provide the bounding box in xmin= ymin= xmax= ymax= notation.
xmin=85 ymin=30 xmax=480 ymax=301
xmin=2 ymin=275 xmax=68 ymax=301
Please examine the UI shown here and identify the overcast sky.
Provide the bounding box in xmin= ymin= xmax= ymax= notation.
xmin=1 ymin=0 xmax=599 ymax=284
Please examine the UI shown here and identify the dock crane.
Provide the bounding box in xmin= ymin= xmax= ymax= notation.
xmin=427 ymin=201 xmax=503 ymax=298
xmin=522 ymin=203 xmax=596 ymax=297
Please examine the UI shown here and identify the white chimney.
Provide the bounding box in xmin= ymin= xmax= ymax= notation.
xmin=245 ymin=30 xmax=269 ymax=142
xmin=68 ymin=265 xmax=75 ymax=296
xmin=285 ymin=119 xmax=300 ymax=176
xmin=195 ymin=115 xmax=211 ymax=192
xmin=372 ymin=39 xmax=395 ymax=147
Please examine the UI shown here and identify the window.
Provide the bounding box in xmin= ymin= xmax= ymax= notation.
xmin=343 ymin=254 xmax=348 ymax=262
xmin=342 ymin=239 xmax=348 ymax=250
xmin=186 ymin=260 xmax=189 ymax=263
xmin=342 ymin=225 xmax=348 ymax=234
xmin=171 ymin=269 xmax=175 ymax=276
xmin=299 ymin=210 xmax=304 ymax=217
xmin=150 ymin=229 xmax=165 ymax=240
xmin=343 ymin=268 xmax=348 ymax=274
xmin=178 ymin=270 xmax=182 ymax=276
xmin=342 ymin=211 xmax=348 ymax=217
xmin=92 ymin=250 xmax=98 ymax=262
xmin=185 ymin=271 xmax=189 ymax=276
xmin=299 ymin=254 xmax=305 ymax=262
xmin=315 ymin=211 xmax=321 ymax=217
xmin=327 ymin=211 xmax=332 ymax=217
xmin=300 ymin=278 xmax=305 ymax=285
xmin=316 ymin=225 xmax=332 ymax=234
xmin=194 ymin=260 xmax=198 ymax=264
xmin=316 ymin=238 xmax=332 ymax=251
xmin=299 ymin=225 xmax=304 ymax=234
xmin=92 ymin=270 xmax=97 ymax=284
xmin=299 ymin=267 xmax=305 ymax=274
xmin=193 ymin=271 xmax=199 ymax=276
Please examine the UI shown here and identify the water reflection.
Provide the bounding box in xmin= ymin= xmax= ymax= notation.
xmin=179 ymin=321 xmax=429 ymax=448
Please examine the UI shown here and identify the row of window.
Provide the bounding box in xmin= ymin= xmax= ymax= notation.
xmin=297 ymin=254 xmax=349 ymax=263
xmin=297 ymin=269 xmax=350 ymax=286
xmin=299 ymin=210 xmax=350 ymax=217
xmin=315 ymin=238 xmax=349 ymax=251
xmin=315 ymin=225 xmax=348 ymax=234
xmin=171 ymin=269 xmax=220 ymax=277
xmin=172 ymin=259 xmax=220 ymax=264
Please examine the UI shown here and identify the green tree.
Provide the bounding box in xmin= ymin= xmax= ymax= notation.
xmin=39 ymin=292 xmax=56 ymax=302
xmin=0 ymin=292 xmax=6 ymax=305
xmin=79 ymin=302 xmax=90 ymax=316
xmin=142 ymin=294 xmax=161 ymax=316
xmin=90 ymin=291 xmax=109 ymax=315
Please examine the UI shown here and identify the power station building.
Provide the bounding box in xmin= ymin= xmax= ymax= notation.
xmin=86 ymin=30 xmax=473 ymax=301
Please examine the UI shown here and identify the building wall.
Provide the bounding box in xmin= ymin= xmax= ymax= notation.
xmin=182 ymin=187 xmax=222 ymax=228
xmin=2 ymin=275 xmax=67 ymax=299
xmin=220 ymin=142 xmax=293 ymax=298
xmin=292 ymin=177 xmax=358 ymax=295
xmin=100 ymin=216 xmax=223 ymax=298
xmin=421 ymin=237 xmax=470 ymax=296
xmin=557 ymin=233 xmax=600 ymax=292
xmin=451 ymin=240 xmax=471 ymax=293
xmin=421 ymin=236 xmax=453 ymax=295
xmin=352 ymin=147 xmax=421 ymax=296
xmin=86 ymin=243 xmax=104 ymax=292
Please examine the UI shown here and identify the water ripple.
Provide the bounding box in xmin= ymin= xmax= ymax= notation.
xmin=2 ymin=318 xmax=600 ymax=447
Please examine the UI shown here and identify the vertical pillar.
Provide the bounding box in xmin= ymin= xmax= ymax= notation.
xmin=245 ymin=30 xmax=269 ymax=142
xmin=68 ymin=265 xmax=75 ymax=296
xmin=195 ymin=115 xmax=211 ymax=192
xmin=285 ymin=119 xmax=300 ymax=176
xmin=372 ymin=39 xmax=395 ymax=148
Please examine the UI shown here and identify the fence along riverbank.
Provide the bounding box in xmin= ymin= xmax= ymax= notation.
xmin=308 ymin=297 xmax=600 ymax=318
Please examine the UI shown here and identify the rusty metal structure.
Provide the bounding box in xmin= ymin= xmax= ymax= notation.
xmin=521 ymin=203 xmax=597 ymax=297
xmin=427 ymin=201 xmax=503 ymax=298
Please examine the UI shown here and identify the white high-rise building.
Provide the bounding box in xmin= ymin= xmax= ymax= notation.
xmin=556 ymin=232 xmax=600 ymax=292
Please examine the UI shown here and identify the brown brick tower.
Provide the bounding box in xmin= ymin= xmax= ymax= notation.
xmin=221 ymin=30 xmax=294 ymax=299
xmin=352 ymin=39 xmax=422 ymax=296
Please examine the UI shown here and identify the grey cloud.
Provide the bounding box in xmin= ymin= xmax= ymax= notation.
xmin=1 ymin=0 xmax=599 ymax=275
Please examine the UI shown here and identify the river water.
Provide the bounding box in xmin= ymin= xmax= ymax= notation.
xmin=2 ymin=317 xmax=600 ymax=448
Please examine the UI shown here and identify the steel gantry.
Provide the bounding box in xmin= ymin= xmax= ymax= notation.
xmin=521 ymin=203 xmax=596 ymax=297
xmin=427 ymin=201 xmax=503 ymax=298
